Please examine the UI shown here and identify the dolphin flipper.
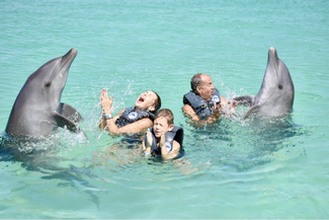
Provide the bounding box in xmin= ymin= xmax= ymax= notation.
xmin=243 ymin=104 xmax=261 ymax=119
xmin=53 ymin=112 xmax=79 ymax=132
xmin=234 ymin=95 xmax=255 ymax=106
xmin=58 ymin=103 xmax=83 ymax=123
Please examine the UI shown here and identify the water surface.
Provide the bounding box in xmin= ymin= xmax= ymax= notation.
xmin=1 ymin=0 xmax=329 ymax=218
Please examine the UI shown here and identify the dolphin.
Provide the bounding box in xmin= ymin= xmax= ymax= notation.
xmin=234 ymin=47 xmax=294 ymax=119
xmin=5 ymin=48 xmax=82 ymax=139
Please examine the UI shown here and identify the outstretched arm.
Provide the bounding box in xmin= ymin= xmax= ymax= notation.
xmin=99 ymin=89 xmax=114 ymax=130
xmin=105 ymin=115 xmax=153 ymax=136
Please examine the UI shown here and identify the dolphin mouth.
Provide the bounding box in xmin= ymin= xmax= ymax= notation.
xmin=46 ymin=48 xmax=78 ymax=83
xmin=62 ymin=48 xmax=78 ymax=64
xmin=60 ymin=48 xmax=78 ymax=71
xmin=268 ymin=47 xmax=279 ymax=65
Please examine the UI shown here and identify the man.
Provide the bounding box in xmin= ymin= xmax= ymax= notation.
xmin=182 ymin=73 xmax=236 ymax=124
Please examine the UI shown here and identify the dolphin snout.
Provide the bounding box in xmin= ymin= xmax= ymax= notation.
xmin=269 ymin=47 xmax=275 ymax=52
xmin=63 ymin=48 xmax=78 ymax=60
xmin=269 ymin=47 xmax=277 ymax=56
xmin=268 ymin=47 xmax=279 ymax=64
xmin=69 ymin=48 xmax=78 ymax=55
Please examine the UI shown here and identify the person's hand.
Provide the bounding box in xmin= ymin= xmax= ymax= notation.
xmin=146 ymin=129 xmax=153 ymax=148
xmin=213 ymin=102 xmax=222 ymax=117
xmin=222 ymin=100 xmax=238 ymax=116
xmin=100 ymin=89 xmax=113 ymax=114
xmin=204 ymin=102 xmax=222 ymax=124
xmin=158 ymin=128 xmax=169 ymax=152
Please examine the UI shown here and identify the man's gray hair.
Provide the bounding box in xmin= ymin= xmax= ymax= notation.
xmin=190 ymin=73 xmax=204 ymax=92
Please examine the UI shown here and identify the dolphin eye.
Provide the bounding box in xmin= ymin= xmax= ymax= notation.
xmin=278 ymin=84 xmax=283 ymax=90
xmin=45 ymin=82 xmax=51 ymax=87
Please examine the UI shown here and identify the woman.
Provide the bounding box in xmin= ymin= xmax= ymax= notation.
xmin=99 ymin=89 xmax=161 ymax=136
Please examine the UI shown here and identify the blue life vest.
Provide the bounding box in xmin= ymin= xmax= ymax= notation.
xmin=144 ymin=126 xmax=184 ymax=159
xmin=115 ymin=106 xmax=155 ymax=128
xmin=183 ymin=88 xmax=221 ymax=120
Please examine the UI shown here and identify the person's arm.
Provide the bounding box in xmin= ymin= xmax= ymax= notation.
xmin=159 ymin=133 xmax=181 ymax=160
xmin=182 ymin=104 xmax=200 ymax=121
xmin=160 ymin=140 xmax=181 ymax=160
xmin=99 ymin=89 xmax=113 ymax=130
xmin=182 ymin=103 xmax=221 ymax=125
xmin=105 ymin=114 xmax=153 ymax=136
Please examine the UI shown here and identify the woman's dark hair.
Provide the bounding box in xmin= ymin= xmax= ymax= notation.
xmin=151 ymin=90 xmax=161 ymax=114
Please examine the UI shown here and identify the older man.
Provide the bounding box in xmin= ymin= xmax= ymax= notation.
xmin=182 ymin=73 xmax=236 ymax=124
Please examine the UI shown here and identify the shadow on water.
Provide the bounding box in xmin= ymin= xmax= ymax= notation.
xmin=184 ymin=114 xmax=307 ymax=172
xmin=0 ymin=129 xmax=102 ymax=209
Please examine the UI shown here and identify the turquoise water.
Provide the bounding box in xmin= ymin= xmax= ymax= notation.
xmin=1 ymin=0 xmax=329 ymax=218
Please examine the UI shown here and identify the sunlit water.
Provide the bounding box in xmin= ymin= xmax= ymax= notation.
xmin=1 ymin=0 xmax=329 ymax=218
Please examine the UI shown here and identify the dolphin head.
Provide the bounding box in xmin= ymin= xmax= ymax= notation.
xmin=26 ymin=48 xmax=77 ymax=107
xmin=5 ymin=48 xmax=78 ymax=137
xmin=255 ymin=47 xmax=294 ymax=118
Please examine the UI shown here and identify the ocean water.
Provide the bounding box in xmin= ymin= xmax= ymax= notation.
xmin=1 ymin=0 xmax=329 ymax=218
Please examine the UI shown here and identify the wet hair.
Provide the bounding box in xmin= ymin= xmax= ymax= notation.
xmin=190 ymin=73 xmax=204 ymax=92
xmin=155 ymin=108 xmax=174 ymax=125
xmin=150 ymin=90 xmax=161 ymax=114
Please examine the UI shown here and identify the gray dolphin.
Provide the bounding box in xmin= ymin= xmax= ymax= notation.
xmin=234 ymin=47 xmax=294 ymax=119
xmin=5 ymin=48 xmax=82 ymax=138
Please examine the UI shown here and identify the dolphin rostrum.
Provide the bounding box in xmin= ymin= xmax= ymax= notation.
xmin=5 ymin=48 xmax=82 ymax=138
xmin=234 ymin=47 xmax=294 ymax=119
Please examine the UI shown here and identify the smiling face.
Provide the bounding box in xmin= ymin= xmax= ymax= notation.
xmin=196 ymin=74 xmax=215 ymax=101
xmin=135 ymin=91 xmax=158 ymax=112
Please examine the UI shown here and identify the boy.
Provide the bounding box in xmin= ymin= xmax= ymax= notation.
xmin=142 ymin=108 xmax=184 ymax=160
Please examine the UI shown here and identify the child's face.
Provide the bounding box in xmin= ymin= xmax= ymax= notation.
xmin=153 ymin=116 xmax=173 ymax=138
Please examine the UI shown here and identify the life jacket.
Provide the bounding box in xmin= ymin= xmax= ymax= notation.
xmin=183 ymin=88 xmax=221 ymax=120
xmin=144 ymin=126 xmax=184 ymax=159
xmin=115 ymin=106 xmax=155 ymax=128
